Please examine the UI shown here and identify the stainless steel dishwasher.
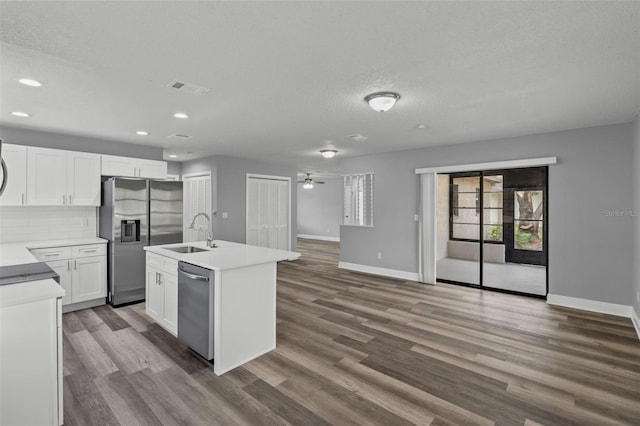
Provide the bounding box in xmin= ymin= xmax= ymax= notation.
xmin=177 ymin=261 xmax=215 ymax=360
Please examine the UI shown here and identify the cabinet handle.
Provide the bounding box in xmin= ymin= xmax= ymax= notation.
xmin=82 ymin=249 xmax=97 ymax=253
xmin=62 ymin=194 xmax=66 ymax=205
xmin=21 ymin=193 xmax=24 ymax=205
xmin=69 ymin=194 xmax=73 ymax=204
xmin=67 ymin=261 xmax=70 ymax=271
xmin=155 ymin=272 xmax=159 ymax=284
xmin=44 ymin=253 xmax=62 ymax=257
xmin=74 ymin=260 xmax=77 ymax=270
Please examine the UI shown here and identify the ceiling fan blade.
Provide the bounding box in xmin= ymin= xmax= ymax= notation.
xmin=316 ymin=181 xmax=326 ymax=184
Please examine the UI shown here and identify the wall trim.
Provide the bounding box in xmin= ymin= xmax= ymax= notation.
xmin=415 ymin=156 xmax=557 ymax=175
xmin=546 ymin=294 xmax=632 ymax=318
xmin=632 ymin=307 xmax=640 ymax=341
xmin=338 ymin=262 xmax=420 ymax=282
xmin=297 ymin=234 xmax=340 ymax=242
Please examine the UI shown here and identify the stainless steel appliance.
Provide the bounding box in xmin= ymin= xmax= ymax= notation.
xmin=100 ymin=178 xmax=183 ymax=306
xmin=177 ymin=261 xmax=214 ymax=360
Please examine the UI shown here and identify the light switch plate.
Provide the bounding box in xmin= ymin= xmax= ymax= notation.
xmin=222 ymin=212 xmax=229 ymax=219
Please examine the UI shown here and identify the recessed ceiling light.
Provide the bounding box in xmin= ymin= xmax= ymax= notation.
xmin=11 ymin=111 xmax=30 ymax=117
xmin=320 ymin=149 xmax=338 ymax=159
xmin=173 ymin=112 xmax=188 ymax=119
xmin=136 ymin=130 xmax=149 ymax=136
xmin=169 ymin=154 xmax=177 ymax=158
xmin=417 ymin=124 xmax=428 ymax=129
xmin=364 ymin=91 xmax=401 ymax=112
xmin=18 ymin=78 xmax=42 ymax=87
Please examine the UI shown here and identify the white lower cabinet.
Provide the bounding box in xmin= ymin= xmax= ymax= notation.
xmin=31 ymin=243 xmax=107 ymax=309
xmin=145 ymin=252 xmax=178 ymax=335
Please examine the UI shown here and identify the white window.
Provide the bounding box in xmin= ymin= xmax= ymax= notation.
xmin=342 ymin=173 xmax=374 ymax=227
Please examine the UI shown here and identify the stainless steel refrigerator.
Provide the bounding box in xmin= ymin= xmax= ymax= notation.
xmin=99 ymin=178 xmax=183 ymax=306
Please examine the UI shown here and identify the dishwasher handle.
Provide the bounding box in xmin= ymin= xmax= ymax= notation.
xmin=178 ymin=268 xmax=210 ymax=282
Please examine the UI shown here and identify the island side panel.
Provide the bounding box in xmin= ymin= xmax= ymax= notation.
xmin=214 ymin=262 xmax=277 ymax=375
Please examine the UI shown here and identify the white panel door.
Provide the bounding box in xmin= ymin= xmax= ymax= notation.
xmin=246 ymin=176 xmax=289 ymax=250
xmin=0 ymin=144 xmax=27 ymax=206
xmin=183 ymin=173 xmax=211 ymax=243
xmin=27 ymin=147 xmax=67 ymax=205
xmin=67 ymin=151 xmax=101 ymax=206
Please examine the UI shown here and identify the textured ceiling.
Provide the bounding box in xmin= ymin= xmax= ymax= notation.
xmin=1 ymin=1 xmax=638 ymax=174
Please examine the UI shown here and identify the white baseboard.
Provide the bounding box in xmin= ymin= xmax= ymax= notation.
xmin=546 ymin=294 xmax=632 ymax=318
xmin=632 ymin=307 xmax=640 ymax=340
xmin=338 ymin=261 xmax=420 ymax=282
xmin=297 ymin=234 xmax=340 ymax=242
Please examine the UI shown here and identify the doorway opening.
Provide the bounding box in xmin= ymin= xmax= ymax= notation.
xmin=436 ymin=166 xmax=548 ymax=297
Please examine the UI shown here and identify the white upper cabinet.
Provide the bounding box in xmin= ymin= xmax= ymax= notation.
xmin=27 ymin=147 xmax=68 ymax=206
xmin=0 ymin=144 xmax=27 ymax=206
xmin=101 ymin=155 xmax=167 ymax=179
xmin=66 ymin=151 xmax=101 ymax=206
xmin=27 ymin=147 xmax=101 ymax=206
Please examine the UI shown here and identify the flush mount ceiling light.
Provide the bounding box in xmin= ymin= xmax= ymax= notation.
xmin=11 ymin=111 xmax=30 ymax=117
xmin=169 ymin=154 xmax=177 ymax=158
xmin=364 ymin=91 xmax=401 ymax=112
xmin=302 ymin=181 xmax=314 ymax=189
xmin=136 ymin=130 xmax=149 ymax=136
xmin=173 ymin=112 xmax=189 ymax=119
xmin=18 ymin=78 xmax=42 ymax=87
xmin=320 ymin=149 xmax=338 ymax=159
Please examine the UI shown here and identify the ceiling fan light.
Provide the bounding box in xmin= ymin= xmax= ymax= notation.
xmin=320 ymin=149 xmax=337 ymax=159
xmin=364 ymin=91 xmax=401 ymax=112
xmin=303 ymin=181 xmax=314 ymax=189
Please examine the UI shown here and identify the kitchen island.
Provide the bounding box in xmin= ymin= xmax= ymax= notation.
xmin=144 ymin=240 xmax=299 ymax=375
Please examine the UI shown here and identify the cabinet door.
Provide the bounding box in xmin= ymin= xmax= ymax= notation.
xmin=101 ymin=155 xmax=137 ymax=177
xmin=47 ymin=260 xmax=72 ymax=305
xmin=67 ymin=151 xmax=101 ymax=206
xmin=138 ymin=159 xmax=167 ymax=179
xmin=146 ymin=266 xmax=163 ymax=322
xmin=161 ymin=273 xmax=178 ymax=335
xmin=27 ymin=147 xmax=67 ymax=205
xmin=0 ymin=144 xmax=27 ymax=206
xmin=71 ymin=256 xmax=107 ymax=303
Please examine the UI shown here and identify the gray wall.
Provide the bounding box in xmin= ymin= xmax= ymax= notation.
xmin=297 ymin=177 xmax=342 ymax=239
xmin=167 ymin=161 xmax=182 ymax=176
xmin=340 ymin=122 xmax=635 ymax=306
xmin=634 ymin=116 xmax=640 ymax=318
xmin=0 ymin=125 xmax=163 ymax=159
xmin=182 ymin=155 xmax=298 ymax=251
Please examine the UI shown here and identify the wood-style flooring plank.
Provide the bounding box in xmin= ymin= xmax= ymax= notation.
xmin=61 ymin=238 xmax=640 ymax=426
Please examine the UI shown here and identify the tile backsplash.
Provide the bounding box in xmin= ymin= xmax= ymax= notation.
xmin=0 ymin=206 xmax=97 ymax=243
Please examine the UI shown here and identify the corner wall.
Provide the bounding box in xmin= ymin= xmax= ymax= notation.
xmin=633 ymin=116 xmax=640 ymax=324
xmin=340 ymin=122 xmax=635 ymax=306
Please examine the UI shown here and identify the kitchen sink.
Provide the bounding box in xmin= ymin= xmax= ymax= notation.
xmin=163 ymin=246 xmax=209 ymax=254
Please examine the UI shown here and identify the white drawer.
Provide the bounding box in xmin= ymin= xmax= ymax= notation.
xmin=147 ymin=252 xmax=178 ymax=276
xmin=71 ymin=244 xmax=106 ymax=259
xmin=30 ymin=247 xmax=72 ymax=261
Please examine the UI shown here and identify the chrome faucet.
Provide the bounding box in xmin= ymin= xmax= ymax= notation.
xmin=189 ymin=212 xmax=216 ymax=248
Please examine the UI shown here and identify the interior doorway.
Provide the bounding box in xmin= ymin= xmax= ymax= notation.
xmin=246 ymin=174 xmax=291 ymax=250
xmin=435 ymin=166 xmax=548 ymax=296
xmin=183 ymin=172 xmax=212 ymax=243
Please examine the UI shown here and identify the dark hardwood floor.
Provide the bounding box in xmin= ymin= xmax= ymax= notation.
xmin=63 ymin=238 xmax=640 ymax=425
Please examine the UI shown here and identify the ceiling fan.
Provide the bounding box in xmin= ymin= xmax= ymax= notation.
xmin=298 ymin=173 xmax=325 ymax=189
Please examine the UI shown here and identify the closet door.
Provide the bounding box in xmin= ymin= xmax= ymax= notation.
xmin=246 ymin=175 xmax=289 ymax=250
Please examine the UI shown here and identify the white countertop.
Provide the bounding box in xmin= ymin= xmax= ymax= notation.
xmin=144 ymin=240 xmax=300 ymax=271
xmin=0 ymin=237 xmax=107 ymax=307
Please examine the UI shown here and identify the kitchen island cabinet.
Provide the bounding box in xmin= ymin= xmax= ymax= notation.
xmin=144 ymin=240 xmax=299 ymax=375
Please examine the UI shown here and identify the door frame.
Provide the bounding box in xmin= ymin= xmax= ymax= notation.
xmin=245 ymin=173 xmax=292 ymax=251
xmin=416 ymin=157 xmax=556 ymax=289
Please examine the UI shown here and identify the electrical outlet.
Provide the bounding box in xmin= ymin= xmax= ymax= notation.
xmin=222 ymin=212 xmax=229 ymax=219
xmin=377 ymin=252 xmax=382 ymax=260
xmin=414 ymin=214 xmax=419 ymax=222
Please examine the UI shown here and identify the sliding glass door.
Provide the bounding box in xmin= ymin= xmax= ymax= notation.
xmin=437 ymin=167 xmax=548 ymax=297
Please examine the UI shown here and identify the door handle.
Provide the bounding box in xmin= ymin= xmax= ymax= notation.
xmin=178 ymin=269 xmax=209 ymax=281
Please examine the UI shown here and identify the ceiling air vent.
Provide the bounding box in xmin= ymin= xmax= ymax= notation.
xmin=168 ymin=133 xmax=192 ymax=140
xmin=167 ymin=79 xmax=210 ymax=96
xmin=348 ymin=133 xmax=368 ymax=142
